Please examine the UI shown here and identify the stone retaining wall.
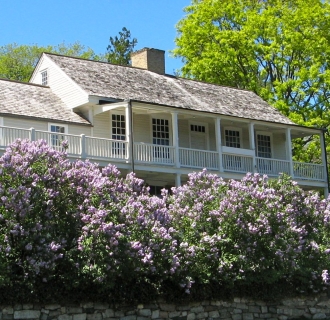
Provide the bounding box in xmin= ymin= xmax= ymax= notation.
xmin=2 ymin=295 xmax=330 ymax=320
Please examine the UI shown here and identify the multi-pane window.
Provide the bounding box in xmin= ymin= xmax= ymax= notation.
xmin=190 ymin=124 xmax=205 ymax=133
xmin=152 ymin=118 xmax=169 ymax=146
xmin=257 ymin=134 xmax=272 ymax=158
xmin=225 ymin=129 xmax=241 ymax=148
xmin=50 ymin=124 xmax=66 ymax=149
xmin=41 ymin=70 xmax=48 ymax=86
xmin=112 ymin=114 xmax=126 ymax=140
xmin=111 ymin=114 xmax=126 ymax=157
xmin=152 ymin=118 xmax=170 ymax=160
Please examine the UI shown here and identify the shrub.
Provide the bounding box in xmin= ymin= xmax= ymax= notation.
xmin=0 ymin=139 xmax=329 ymax=302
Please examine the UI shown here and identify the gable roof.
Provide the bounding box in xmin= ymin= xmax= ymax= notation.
xmin=0 ymin=79 xmax=90 ymax=125
xmin=45 ymin=53 xmax=294 ymax=125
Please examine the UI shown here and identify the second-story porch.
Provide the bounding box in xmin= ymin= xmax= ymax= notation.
xmin=0 ymin=99 xmax=327 ymax=194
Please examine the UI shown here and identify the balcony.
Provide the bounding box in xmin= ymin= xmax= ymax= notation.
xmin=0 ymin=125 xmax=326 ymax=183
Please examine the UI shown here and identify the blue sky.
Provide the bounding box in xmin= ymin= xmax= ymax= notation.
xmin=1 ymin=0 xmax=191 ymax=74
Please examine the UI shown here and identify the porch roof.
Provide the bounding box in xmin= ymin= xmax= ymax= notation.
xmin=45 ymin=53 xmax=294 ymax=125
xmin=0 ymin=79 xmax=90 ymax=125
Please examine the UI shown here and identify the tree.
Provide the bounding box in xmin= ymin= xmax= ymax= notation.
xmin=173 ymin=0 xmax=330 ymax=163
xmin=106 ymin=27 xmax=138 ymax=65
xmin=0 ymin=42 xmax=98 ymax=82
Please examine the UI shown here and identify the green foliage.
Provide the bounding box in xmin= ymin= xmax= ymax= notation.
xmin=173 ymin=0 xmax=330 ymax=164
xmin=1 ymin=140 xmax=330 ymax=303
xmin=0 ymin=42 xmax=99 ymax=82
xmin=106 ymin=27 xmax=138 ymax=65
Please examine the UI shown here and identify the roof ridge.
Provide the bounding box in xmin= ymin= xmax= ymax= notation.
xmin=44 ymin=53 xmax=257 ymax=94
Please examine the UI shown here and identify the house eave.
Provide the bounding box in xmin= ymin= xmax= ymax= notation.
xmin=0 ymin=113 xmax=92 ymax=127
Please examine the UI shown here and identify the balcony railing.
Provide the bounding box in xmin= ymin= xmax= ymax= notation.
xmin=223 ymin=154 xmax=254 ymax=173
xmin=135 ymin=143 xmax=175 ymax=164
xmin=179 ymin=148 xmax=218 ymax=170
xmin=293 ymin=162 xmax=325 ymax=181
xmin=256 ymin=157 xmax=291 ymax=176
xmin=0 ymin=125 xmax=326 ymax=183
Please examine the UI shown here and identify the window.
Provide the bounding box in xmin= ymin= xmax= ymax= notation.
xmin=152 ymin=118 xmax=170 ymax=160
xmin=41 ymin=70 xmax=48 ymax=86
xmin=49 ymin=123 xmax=67 ymax=150
xmin=257 ymin=134 xmax=272 ymax=158
xmin=256 ymin=133 xmax=272 ymax=173
xmin=225 ymin=129 xmax=241 ymax=148
xmin=152 ymin=118 xmax=170 ymax=146
xmin=111 ymin=114 xmax=126 ymax=157
xmin=190 ymin=124 xmax=205 ymax=133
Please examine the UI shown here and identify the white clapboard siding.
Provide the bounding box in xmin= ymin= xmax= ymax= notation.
xmin=30 ymin=55 xmax=89 ymax=109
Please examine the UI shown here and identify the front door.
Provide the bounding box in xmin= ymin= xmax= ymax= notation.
xmin=190 ymin=123 xmax=208 ymax=150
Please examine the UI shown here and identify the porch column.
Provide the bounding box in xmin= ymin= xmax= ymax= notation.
xmin=286 ymin=128 xmax=294 ymax=177
xmin=125 ymin=102 xmax=131 ymax=164
xmin=320 ymin=129 xmax=329 ymax=197
xmin=171 ymin=112 xmax=180 ymax=168
xmin=215 ymin=118 xmax=223 ymax=172
xmin=175 ymin=173 xmax=181 ymax=187
xmin=249 ymin=122 xmax=256 ymax=173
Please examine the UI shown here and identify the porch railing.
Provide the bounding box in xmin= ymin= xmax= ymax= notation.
xmin=293 ymin=162 xmax=325 ymax=181
xmin=0 ymin=126 xmax=31 ymax=147
xmin=179 ymin=148 xmax=218 ymax=170
xmin=0 ymin=125 xmax=326 ymax=183
xmin=256 ymin=157 xmax=291 ymax=176
xmin=35 ymin=130 xmax=82 ymax=155
xmin=134 ymin=143 xmax=175 ymax=164
xmin=222 ymin=154 xmax=254 ymax=173
xmin=86 ymin=136 xmax=127 ymax=160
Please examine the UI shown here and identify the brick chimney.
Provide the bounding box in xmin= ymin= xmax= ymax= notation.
xmin=131 ymin=48 xmax=165 ymax=75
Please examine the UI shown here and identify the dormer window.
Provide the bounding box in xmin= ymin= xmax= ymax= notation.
xmin=41 ymin=70 xmax=48 ymax=86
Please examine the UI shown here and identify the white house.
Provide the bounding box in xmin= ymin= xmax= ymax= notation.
xmin=0 ymin=48 xmax=328 ymax=195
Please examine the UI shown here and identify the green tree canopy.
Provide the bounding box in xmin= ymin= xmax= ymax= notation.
xmin=173 ymin=0 xmax=330 ymax=163
xmin=106 ymin=27 xmax=138 ymax=65
xmin=0 ymin=42 xmax=98 ymax=82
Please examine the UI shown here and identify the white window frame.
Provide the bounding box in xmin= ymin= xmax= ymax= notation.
xmin=189 ymin=121 xmax=209 ymax=150
xmin=110 ymin=112 xmax=126 ymax=141
xmin=151 ymin=116 xmax=172 ymax=161
xmin=224 ymin=126 xmax=242 ymax=148
xmin=48 ymin=123 xmax=68 ymax=150
xmin=256 ymin=131 xmax=273 ymax=159
xmin=41 ymin=69 xmax=48 ymax=86
xmin=151 ymin=117 xmax=171 ymax=146
xmin=110 ymin=112 xmax=126 ymax=158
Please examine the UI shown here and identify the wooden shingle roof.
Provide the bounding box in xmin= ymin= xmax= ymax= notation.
xmin=0 ymin=79 xmax=90 ymax=125
xmin=46 ymin=53 xmax=294 ymax=125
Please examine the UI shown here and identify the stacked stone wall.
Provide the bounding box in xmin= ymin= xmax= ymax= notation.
xmin=2 ymin=294 xmax=330 ymax=320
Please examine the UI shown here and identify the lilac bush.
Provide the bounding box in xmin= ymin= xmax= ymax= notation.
xmin=0 ymin=139 xmax=330 ymax=301
xmin=168 ymin=171 xmax=330 ymax=294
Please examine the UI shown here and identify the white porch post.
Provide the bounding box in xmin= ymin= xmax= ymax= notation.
xmin=171 ymin=111 xmax=180 ymax=168
xmin=320 ymin=130 xmax=329 ymax=197
xmin=249 ymin=122 xmax=256 ymax=172
xmin=175 ymin=173 xmax=181 ymax=187
xmin=125 ymin=102 xmax=131 ymax=163
xmin=286 ymin=128 xmax=294 ymax=177
xmin=215 ymin=118 xmax=223 ymax=172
